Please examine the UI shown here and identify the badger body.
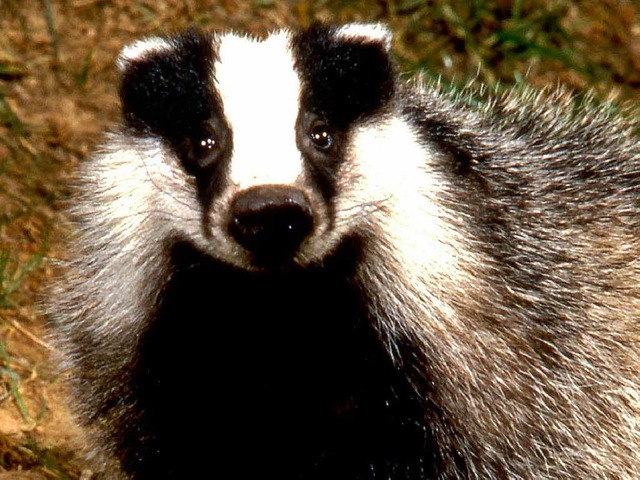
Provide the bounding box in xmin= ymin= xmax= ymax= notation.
xmin=48 ymin=24 xmax=640 ymax=479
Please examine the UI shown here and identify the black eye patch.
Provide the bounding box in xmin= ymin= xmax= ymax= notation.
xmin=119 ymin=30 xmax=221 ymax=142
xmin=291 ymin=24 xmax=396 ymax=130
xmin=118 ymin=29 xmax=233 ymax=209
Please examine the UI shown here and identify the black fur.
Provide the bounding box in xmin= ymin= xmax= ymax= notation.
xmin=115 ymin=240 xmax=437 ymax=479
xmin=291 ymin=24 xmax=395 ymax=128
xmin=120 ymin=29 xmax=218 ymax=140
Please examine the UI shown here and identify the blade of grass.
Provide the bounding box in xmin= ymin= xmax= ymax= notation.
xmin=494 ymin=28 xmax=586 ymax=74
xmin=0 ymin=232 xmax=48 ymax=308
xmin=0 ymin=62 xmax=27 ymax=81
xmin=39 ymin=0 xmax=60 ymax=67
xmin=75 ymin=50 xmax=93 ymax=89
xmin=0 ymin=340 xmax=30 ymax=423
xmin=512 ymin=0 xmax=523 ymax=21
xmin=0 ymin=90 xmax=25 ymax=135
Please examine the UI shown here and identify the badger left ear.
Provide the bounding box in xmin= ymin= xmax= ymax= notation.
xmin=333 ymin=23 xmax=393 ymax=53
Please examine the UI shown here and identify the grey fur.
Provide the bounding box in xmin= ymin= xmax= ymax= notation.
xmin=48 ymin=24 xmax=640 ymax=479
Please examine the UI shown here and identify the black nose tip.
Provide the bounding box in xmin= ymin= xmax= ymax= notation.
xmin=229 ymin=186 xmax=314 ymax=262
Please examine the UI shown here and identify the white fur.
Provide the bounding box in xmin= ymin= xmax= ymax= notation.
xmin=344 ymin=117 xmax=473 ymax=333
xmin=335 ymin=23 xmax=392 ymax=51
xmin=214 ymin=31 xmax=304 ymax=190
xmin=67 ymin=137 xmax=185 ymax=337
xmin=117 ymin=37 xmax=174 ymax=71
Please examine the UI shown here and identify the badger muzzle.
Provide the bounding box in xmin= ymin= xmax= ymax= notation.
xmin=229 ymin=185 xmax=314 ymax=264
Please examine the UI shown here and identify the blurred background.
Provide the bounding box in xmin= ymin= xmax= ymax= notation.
xmin=0 ymin=1 xmax=639 ymax=477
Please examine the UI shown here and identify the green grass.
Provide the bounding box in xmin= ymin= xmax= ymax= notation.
xmin=0 ymin=243 xmax=47 ymax=309
xmin=395 ymin=1 xmax=583 ymax=81
xmin=0 ymin=429 xmax=82 ymax=479
xmin=0 ymin=50 xmax=52 ymax=468
xmin=0 ymin=340 xmax=30 ymax=423
xmin=0 ymin=89 xmax=24 ymax=135
xmin=0 ymin=85 xmax=48 ymax=309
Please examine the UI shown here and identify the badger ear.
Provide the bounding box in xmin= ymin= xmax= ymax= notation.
xmin=116 ymin=36 xmax=181 ymax=132
xmin=333 ymin=23 xmax=393 ymax=53
xmin=292 ymin=23 xmax=396 ymax=128
xmin=116 ymin=31 xmax=217 ymax=136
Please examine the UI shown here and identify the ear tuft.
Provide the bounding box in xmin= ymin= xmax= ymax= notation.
xmin=117 ymin=37 xmax=174 ymax=72
xmin=334 ymin=23 xmax=392 ymax=52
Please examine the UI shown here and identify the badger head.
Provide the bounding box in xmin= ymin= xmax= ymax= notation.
xmin=112 ymin=24 xmax=412 ymax=273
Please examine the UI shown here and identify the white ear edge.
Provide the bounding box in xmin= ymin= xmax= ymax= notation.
xmin=335 ymin=23 xmax=392 ymax=51
xmin=117 ymin=37 xmax=174 ymax=71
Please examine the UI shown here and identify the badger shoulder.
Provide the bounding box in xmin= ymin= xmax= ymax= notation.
xmin=371 ymin=80 xmax=640 ymax=477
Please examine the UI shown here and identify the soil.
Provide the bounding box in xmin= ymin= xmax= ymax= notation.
xmin=0 ymin=0 xmax=638 ymax=478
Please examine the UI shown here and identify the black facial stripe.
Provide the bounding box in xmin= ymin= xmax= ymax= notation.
xmin=292 ymin=24 xmax=396 ymax=218
xmin=119 ymin=28 xmax=232 ymax=211
xmin=120 ymin=29 xmax=219 ymax=138
xmin=403 ymin=102 xmax=494 ymax=188
xmin=296 ymin=112 xmax=342 ymax=211
xmin=291 ymin=24 xmax=396 ymax=130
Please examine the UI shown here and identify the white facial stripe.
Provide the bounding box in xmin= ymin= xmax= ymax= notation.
xmin=346 ymin=118 xmax=464 ymax=280
xmin=117 ymin=37 xmax=174 ymax=71
xmin=215 ymin=31 xmax=303 ymax=190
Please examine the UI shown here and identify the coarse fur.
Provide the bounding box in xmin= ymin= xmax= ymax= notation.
xmin=47 ymin=23 xmax=640 ymax=479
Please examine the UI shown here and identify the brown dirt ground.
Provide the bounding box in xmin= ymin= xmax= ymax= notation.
xmin=0 ymin=0 xmax=639 ymax=477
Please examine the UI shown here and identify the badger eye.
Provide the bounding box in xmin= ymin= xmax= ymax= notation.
xmin=309 ymin=122 xmax=334 ymax=150
xmin=183 ymin=123 xmax=224 ymax=170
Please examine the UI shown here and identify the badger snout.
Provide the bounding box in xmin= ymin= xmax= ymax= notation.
xmin=229 ymin=186 xmax=314 ymax=263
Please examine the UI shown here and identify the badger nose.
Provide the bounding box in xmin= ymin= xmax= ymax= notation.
xmin=229 ymin=186 xmax=314 ymax=262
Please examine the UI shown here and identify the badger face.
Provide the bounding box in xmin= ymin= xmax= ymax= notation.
xmin=117 ymin=24 xmax=397 ymax=270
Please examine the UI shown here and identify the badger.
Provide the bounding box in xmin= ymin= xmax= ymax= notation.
xmin=48 ymin=23 xmax=640 ymax=479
